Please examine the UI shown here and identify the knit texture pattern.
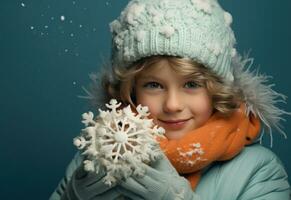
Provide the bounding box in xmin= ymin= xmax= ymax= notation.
xmin=110 ymin=0 xmax=237 ymax=81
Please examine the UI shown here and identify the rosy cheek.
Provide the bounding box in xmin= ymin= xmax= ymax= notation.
xmin=198 ymin=102 xmax=212 ymax=115
xmin=195 ymin=97 xmax=213 ymax=121
xmin=142 ymin=100 xmax=158 ymax=115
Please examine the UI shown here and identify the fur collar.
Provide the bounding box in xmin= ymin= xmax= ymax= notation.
xmin=232 ymin=54 xmax=289 ymax=146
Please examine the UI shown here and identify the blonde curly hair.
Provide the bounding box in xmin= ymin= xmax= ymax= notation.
xmin=100 ymin=55 xmax=243 ymax=116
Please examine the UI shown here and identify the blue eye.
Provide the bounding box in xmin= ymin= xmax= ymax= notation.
xmin=143 ymin=82 xmax=163 ymax=89
xmin=184 ymin=81 xmax=200 ymax=89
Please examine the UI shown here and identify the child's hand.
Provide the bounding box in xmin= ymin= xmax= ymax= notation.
xmin=65 ymin=165 xmax=121 ymax=200
xmin=118 ymin=154 xmax=201 ymax=200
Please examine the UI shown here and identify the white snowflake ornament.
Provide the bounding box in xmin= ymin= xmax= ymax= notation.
xmin=73 ymin=99 xmax=165 ymax=186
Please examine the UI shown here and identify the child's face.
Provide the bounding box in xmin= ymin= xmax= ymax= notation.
xmin=135 ymin=60 xmax=213 ymax=140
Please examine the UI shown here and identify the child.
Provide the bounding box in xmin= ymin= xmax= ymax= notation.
xmin=50 ymin=0 xmax=291 ymax=199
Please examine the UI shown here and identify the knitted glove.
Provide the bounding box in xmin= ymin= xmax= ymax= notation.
xmin=118 ymin=154 xmax=201 ymax=200
xmin=62 ymin=165 xmax=121 ymax=200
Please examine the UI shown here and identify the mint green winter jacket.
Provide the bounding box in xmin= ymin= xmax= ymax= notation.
xmin=49 ymin=144 xmax=290 ymax=200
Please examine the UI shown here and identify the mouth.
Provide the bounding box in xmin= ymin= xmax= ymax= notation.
xmin=158 ymin=118 xmax=191 ymax=130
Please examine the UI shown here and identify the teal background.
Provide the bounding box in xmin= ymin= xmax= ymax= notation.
xmin=0 ymin=0 xmax=290 ymax=199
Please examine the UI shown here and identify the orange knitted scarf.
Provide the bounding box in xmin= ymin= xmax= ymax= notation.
xmin=157 ymin=104 xmax=261 ymax=189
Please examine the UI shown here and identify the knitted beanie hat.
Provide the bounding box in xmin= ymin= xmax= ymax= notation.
xmin=110 ymin=0 xmax=237 ymax=82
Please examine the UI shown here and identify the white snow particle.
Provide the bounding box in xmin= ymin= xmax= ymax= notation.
xmin=60 ymin=15 xmax=65 ymax=21
xmin=30 ymin=26 xmax=34 ymax=30
xmin=21 ymin=3 xmax=25 ymax=7
xmin=73 ymin=81 xmax=76 ymax=85
xmin=44 ymin=25 xmax=48 ymax=29
xmin=79 ymin=24 xmax=83 ymax=28
xmin=64 ymin=49 xmax=68 ymax=52
xmin=70 ymin=33 xmax=74 ymax=37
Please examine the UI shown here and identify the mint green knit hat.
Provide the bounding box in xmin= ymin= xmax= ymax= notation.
xmin=110 ymin=0 xmax=237 ymax=82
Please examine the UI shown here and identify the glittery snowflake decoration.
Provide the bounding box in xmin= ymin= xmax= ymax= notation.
xmin=176 ymin=143 xmax=207 ymax=167
xmin=73 ymin=99 xmax=165 ymax=186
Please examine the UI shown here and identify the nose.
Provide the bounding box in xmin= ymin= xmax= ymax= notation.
xmin=163 ymin=90 xmax=184 ymax=113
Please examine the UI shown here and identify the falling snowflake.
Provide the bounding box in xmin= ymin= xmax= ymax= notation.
xmin=73 ymin=99 xmax=165 ymax=186
xmin=60 ymin=15 xmax=65 ymax=21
